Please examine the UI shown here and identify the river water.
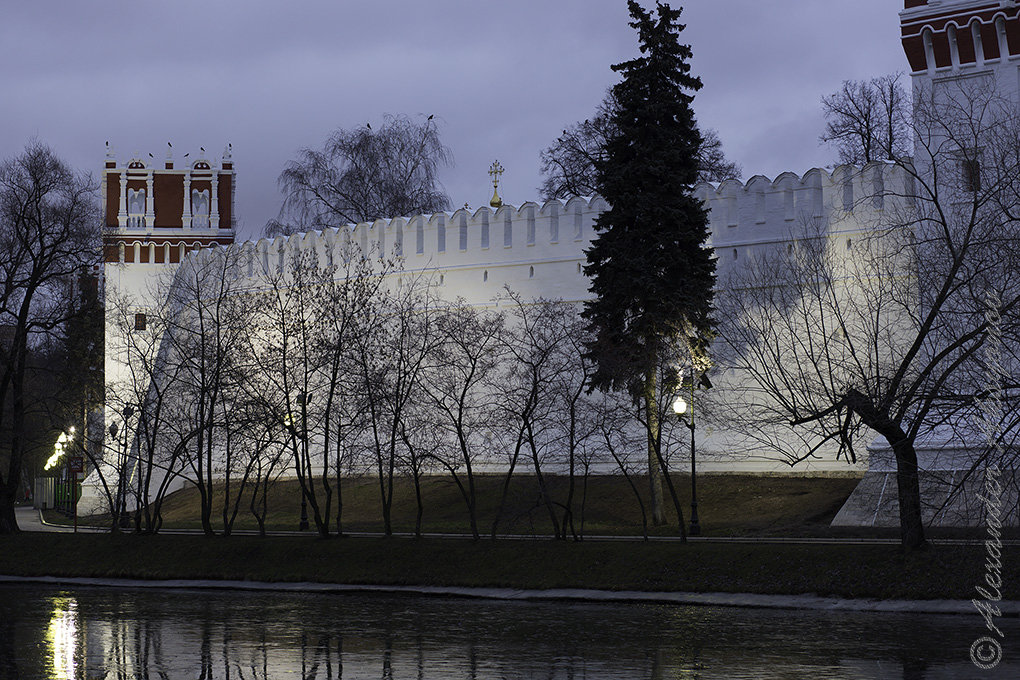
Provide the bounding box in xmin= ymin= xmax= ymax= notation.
xmin=0 ymin=583 xmax=1015 ymax=678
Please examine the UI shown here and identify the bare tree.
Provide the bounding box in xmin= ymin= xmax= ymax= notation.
xmin=157 ymin=246 xmax=255 ymax=536
xmin=419 ymin=302 xmax=505 ymax=540
xmin=250 ymin=247 xmax=334 ymax=535
xmin=490 ymin=294 xmax=605 ymax=540
xmin=594 ymin=388 xmax=651 ymax=539
xmin=269 ymin=114 xmax=452 ymax=236
xmin=0 ymin=142 xmax=100 ymax=533
xmin=493 ymin=293 xmax=572 ymax=538
xmin=820 ymin=73 xmax=911 ymax=165
xmin=547 ymin=304 xmax=609 ymax=540
xmin=538 ymin=90 xmax=741 ymax=200
xmin=310 ymin=239 xmax=389 ymax=536
xmin=351 ymin=272 xmax=440 ymax=536
xmin=105 ymin=289 xmax=192 ymax=533
xmin=719 ymin=78 xmax=1020 ymax=549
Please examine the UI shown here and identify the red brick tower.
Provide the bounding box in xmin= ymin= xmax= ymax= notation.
xmin=901 ymin=1 xmax=1020 ymax=74
xmin=102 ymin=144 xmax=236 ymax=267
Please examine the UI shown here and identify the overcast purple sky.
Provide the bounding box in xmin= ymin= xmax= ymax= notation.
xmin=1 ymin=1 xmax=906 ymax=241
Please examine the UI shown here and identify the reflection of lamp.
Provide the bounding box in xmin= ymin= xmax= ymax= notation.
xmin=47 ymin=597 xmax=78 ymax=679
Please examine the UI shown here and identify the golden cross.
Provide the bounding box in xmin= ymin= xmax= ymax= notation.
xmin=488 ymin=160 xmax=504 ymax=188
xmin=488 ymin=160 xmax=505 ymax=209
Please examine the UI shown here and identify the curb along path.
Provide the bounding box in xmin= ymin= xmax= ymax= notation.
xmin=0 ymin=574 xmax=1012 ymax=617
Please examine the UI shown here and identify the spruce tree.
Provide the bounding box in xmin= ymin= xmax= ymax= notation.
xmin=582 ymin=1 xmax=716 ymax=529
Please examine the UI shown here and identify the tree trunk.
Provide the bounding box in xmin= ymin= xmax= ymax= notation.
xmin=654 ymin=447 xmax=687 ymax=541
xmin=843 ymin=391 xmax=928 ymax=550
xmin=892 ymin=437 xmax=927 ymax=550
xmin=413 ymin=470 xmax=424 ymax=538
xmin=0 ymin=487 xmax=18 ymax=534
xmin=491 ymin=427 xmax=525 ymax=538
xmin=644 ymin=364 xmax=665 ymax=525
xmin=335 ymin=473 xmax=344 ymax=538
xmin=529 ymin=439 xmax=561 ymax=539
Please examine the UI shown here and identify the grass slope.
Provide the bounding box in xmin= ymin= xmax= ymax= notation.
xmin=85 ymin=474 xmax=863 ymax=537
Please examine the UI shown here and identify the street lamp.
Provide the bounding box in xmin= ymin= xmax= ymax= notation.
xmin=672 ymin=365 xmax=710 ymax=537
xmin=45 ymin=429 xmax=76 ymax=516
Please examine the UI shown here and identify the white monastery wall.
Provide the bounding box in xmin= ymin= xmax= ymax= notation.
xmin=236 ymin=196 xmax=608 ymax=308
xmin=90 ymin=163 xmax=918 ymax=518
xmin=204 ymin=164 xmax=910 ymax=474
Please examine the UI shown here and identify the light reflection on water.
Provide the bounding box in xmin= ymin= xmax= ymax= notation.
xmin=45 ymin=597 xmax=77 ymax=679
xmin=0 ymin=584 xmax=1016 ymax=679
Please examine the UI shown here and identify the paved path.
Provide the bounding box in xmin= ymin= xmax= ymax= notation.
xmin=14 ymin=506 xmax=104 ymax=533
xmin=20 ymin=505 xmax=1016 ymax=546
xmin=14 ymin=506 xmax=67 ymax=532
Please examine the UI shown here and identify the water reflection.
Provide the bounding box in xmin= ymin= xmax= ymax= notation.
xmin=0 ymin=584 xmax=1014 ymax=679
xmin=45 ymin=597 xmax=78 ymax=679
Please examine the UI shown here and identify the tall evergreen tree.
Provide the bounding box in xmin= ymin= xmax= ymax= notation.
xmin=582 ymin=1 xmax=716 ymax=530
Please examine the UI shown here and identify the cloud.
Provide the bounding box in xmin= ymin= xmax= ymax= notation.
xmin=0 ymin=0 xmax=906 ymax=240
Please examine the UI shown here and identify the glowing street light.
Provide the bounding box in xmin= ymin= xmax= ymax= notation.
xmin=45 ymin=430 xmax=73 ymax=471
xmin=671 ymin=396 xmax=687 ymax=416
xmin=674 ymin=365 xmax=712 ymax=537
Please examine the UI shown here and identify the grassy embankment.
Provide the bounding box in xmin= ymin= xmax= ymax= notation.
xmin=1 ymin=531 xmax=1012 ymax=601
xmin=62 ymin=473 xmax=867 ymax=537
xmin=22 ymin=474 xmax=1014 ymax=600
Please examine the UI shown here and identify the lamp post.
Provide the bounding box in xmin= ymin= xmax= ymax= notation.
xmin=57 ymin=432 xmax=69 ymax=516
xmin=45 ymin=430 xmax=72 ymax=515
xmin=673 ymin=363 xmax=710 ymax=537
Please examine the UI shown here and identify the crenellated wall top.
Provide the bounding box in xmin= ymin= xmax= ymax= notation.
xmin=234 ymin=195 xmax=609 ymax=269
xmin=694 ymin=163 xmax=915 ymax=244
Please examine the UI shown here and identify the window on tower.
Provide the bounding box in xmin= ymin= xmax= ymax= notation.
xmin=134 ymin=313 xmax=147 ymax=331
xmin=127 ymin=189 xmax=145 ymax=228
xmin=192 ymin=189 xmax=211 ymax=228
